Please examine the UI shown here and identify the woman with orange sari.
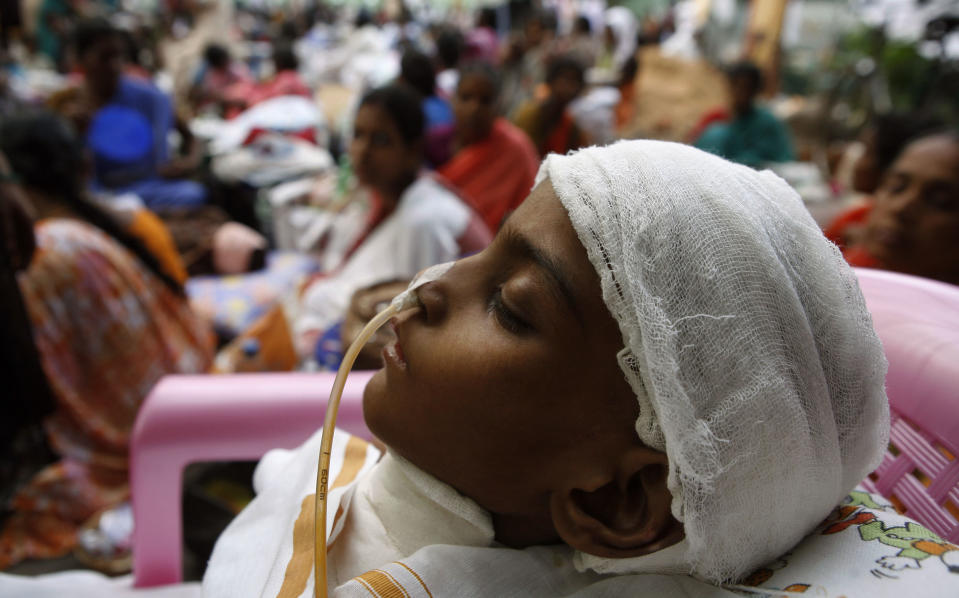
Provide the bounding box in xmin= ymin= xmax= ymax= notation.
xmin=433 ymin=62 xmax=540 ymax=232
xmin=0 ymin=114 xmax=214 ymax=569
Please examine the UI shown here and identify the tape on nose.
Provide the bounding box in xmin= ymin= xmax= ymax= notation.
xmin=390 ymin=261 xmax=456 ymax=311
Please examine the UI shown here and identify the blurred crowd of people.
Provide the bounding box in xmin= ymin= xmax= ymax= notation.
xmin=1 ymin=0 xmax=957 ymax=578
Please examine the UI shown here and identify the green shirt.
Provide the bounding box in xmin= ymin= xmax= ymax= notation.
xmin=695 ymin=106 xmax=795 ymax=167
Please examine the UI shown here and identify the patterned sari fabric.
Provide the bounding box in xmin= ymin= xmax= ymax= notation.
xmin=0 ymin=220 xmax=215 ymax=568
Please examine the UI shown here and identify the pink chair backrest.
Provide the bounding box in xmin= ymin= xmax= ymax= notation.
xmin=130 ymin=370 xmax=375 ymax=587
xmin=854 ymin=268 xmax=959 ymax=542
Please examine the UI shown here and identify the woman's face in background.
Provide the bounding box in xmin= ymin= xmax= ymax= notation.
xmin=862 ymin=134 xmax=959 ymax=284
xmin=349 ymin=103 xmax=420 ymax=193
xmin=452 ymin=73 xmax=497 ymax=146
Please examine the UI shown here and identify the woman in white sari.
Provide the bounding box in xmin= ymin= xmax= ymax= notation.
xmin=295 ymin=85 xmax=490 ymax=358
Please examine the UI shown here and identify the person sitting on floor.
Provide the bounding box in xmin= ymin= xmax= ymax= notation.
xmin=465 ymin=6 xmax=500 ymax=65
xmin=0 ymin=140 xmax=214 ymax=569
xmin=434 ymin=26 xmax=464 ymax=100
xmin=55 ymin=18 xmax=207 ymax=210
xmin=563 ymin=15 xmax=601 ymax=68
xmin=429 ymin=61 xmax=539 ymax=232
xmin=694 ymin=61 xmax=795 ymax=168
xmin=200 ymin=140 xmax=959 ymax=597
xmin=295 ymin=84 xmax=490 ymax=359
xmin=245 ymin=42 xmax=313 ymax=108
xmin=513 ymin=54 xmax=590 ymax=158
xmin=48 ymin=21 xmax=270 ymax=278
xmin=398 ymin=49 xmax=453 ymax=131
xmin=188 ymin=42 xmax=254 ymax=117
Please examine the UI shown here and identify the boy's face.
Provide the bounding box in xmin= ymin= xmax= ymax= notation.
xmin=364 ymin=182 xmax=641 ymax=519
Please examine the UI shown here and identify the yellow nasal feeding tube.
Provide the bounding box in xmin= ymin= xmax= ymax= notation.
xmin=312 ymin=262 xmax=454 ymax=598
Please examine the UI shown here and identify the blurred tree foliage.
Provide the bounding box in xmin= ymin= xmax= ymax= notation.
xmin=839 ymin=27 xmax=936 ymax=110
xmin=785 ymin=24 xmax=957 ymax=134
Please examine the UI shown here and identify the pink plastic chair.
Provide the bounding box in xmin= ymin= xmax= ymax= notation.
xmin=128 ymin=268 xmax=959 ymax=587
xmin=129 ymin=370 xmax=375 ymax=587
xmin=854 ymin=268 xmax=959 ymax=542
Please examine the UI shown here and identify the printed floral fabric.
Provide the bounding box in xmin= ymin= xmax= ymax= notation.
xmin=729 ymin=488 xmax=959 ymax=597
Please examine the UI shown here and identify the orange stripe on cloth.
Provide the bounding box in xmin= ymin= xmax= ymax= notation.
xmin=331 ymin=436 xmax=370 ymax=490
xmin=375 ymin=569 xmax=411 ymax=598
xmin=352 ymin=569 xmax=411 ymax=598
xmin=393 ymin=562 xmax=432 ymax=598
xmin=276 ymin=495 xmax=316 ymax=598
xmin=276 ymin=436 xmax=370 ymax=598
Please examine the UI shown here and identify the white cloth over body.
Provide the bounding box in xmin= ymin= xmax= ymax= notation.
xmin=201 ymin=428 xmax=959 ymax=598
xmin=202 ymin=428 xmax=496 ymax=598
xmin=295 ymin=175 xmax=471 ymax=340
xmin=538 ymin=140 xmax=890 ymax=583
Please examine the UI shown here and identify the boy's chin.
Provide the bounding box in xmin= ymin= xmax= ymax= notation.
xmin=361 ymin=369 xmax=404 ymax=451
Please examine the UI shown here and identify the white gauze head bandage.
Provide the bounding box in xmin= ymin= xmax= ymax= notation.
xmin=537 ymin=140 xmax=889 ymax=583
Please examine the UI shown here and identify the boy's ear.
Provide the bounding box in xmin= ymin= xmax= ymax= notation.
xmin=549 ymin=446 xmax=683 ymax=558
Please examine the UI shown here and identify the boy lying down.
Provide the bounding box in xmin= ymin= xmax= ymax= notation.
xmin=203 ymin=141 xmax=959 ymax=597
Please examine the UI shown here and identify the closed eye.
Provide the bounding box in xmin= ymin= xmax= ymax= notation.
xmin=489 ymin=287 xmax=531 ymax=334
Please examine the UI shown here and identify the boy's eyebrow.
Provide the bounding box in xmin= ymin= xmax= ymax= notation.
xmin=501 ymin=227 xmax=584 ymax=326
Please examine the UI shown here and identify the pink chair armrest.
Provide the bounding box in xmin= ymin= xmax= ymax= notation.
xmin=130 ymin=371 xmax=375 ymax=588
xmin=855 ymin=268 xmax=959 ymax=449
xmin=854 ymin=268 xmax=959 ymax=542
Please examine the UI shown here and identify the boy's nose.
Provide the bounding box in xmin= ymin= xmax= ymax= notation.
xmin=416 ymin=281 xmax=447 ymax=325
